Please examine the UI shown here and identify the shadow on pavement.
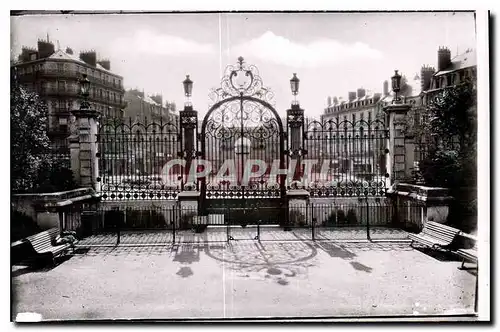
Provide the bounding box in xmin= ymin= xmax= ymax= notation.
xmin=12 ymin=255 xmax=73 ymax=277
xmin=413 ymin=246 xmax=462 ymax=262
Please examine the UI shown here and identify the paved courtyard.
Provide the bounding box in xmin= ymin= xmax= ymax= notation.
xmin=75 ymin=227 xmax=410 ymax=246
xmin=12 ymin=233 xmax=476 ymax=321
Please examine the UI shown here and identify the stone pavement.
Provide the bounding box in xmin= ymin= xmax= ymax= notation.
xmin=12 ymin=237 xmax=476 ymax=321
xmin=76 ymin=227 xmax=409 ymax=247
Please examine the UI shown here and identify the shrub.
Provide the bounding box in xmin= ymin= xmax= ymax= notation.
xmin=337 ymin=210 xmax=346 ymax=224
xmin=346 ymin=209 xmax=358 ymax=225
xmin=325 ymin=210 xmax=337 ymax=226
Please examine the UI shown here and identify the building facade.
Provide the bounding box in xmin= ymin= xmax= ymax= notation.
xmin=422 ymin=46 xmax=477 ymax=104
xmin=12 ymin=39 xmax=126 ymax=149
xmin=123 ymin=89 xmax=177 ymax=123
xmin=322 ymin=87 xmax=384 ymax=124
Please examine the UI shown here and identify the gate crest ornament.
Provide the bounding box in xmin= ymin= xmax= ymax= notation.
xmin=209 ymin=56 xmax=275 ymax=106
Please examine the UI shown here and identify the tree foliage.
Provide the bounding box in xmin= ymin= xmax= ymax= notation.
xmin=417 ymin=82 xmax=477 ymax=231
xmin=418 ymin=82 xmax=477 ymax=188
xmin=11 ymin=83 xmax=77 ymax=193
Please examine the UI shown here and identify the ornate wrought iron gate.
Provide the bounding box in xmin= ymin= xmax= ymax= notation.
xmin=199 ymin=57 xmax=287 ymax=223
xmin=96 ymin=117 xmax=182 ymax=201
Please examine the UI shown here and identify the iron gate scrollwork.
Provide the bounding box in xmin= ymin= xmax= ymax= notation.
xmin=200 ymin=57 xmax=286 ymax=219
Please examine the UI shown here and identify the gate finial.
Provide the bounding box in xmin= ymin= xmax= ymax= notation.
xmin=237 ymin=56 xmax=244 ymax=66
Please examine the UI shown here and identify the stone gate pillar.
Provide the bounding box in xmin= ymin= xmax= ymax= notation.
xmin=286 ymin=103 xmax=310 ymax=227
xmin=178 ymin=105 xmax=200 ymax=221
xmin=70 ymin=108 xmax=100 ymax=189
xmin=383 ymin=103 xmax=412 ymax=186
xmin=179 ymin=105 xmax=199 ymax=188
xmin=286 ymin=104 xmax=305 ymax=184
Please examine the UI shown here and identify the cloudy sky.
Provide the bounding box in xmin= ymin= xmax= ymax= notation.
xmin=11 ymin=12 xmax=476 ymax=118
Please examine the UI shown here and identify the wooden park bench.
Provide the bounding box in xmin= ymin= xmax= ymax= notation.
xmin=408 ymin=221 xmax=461 ymax=250
xmin=23 ymin=227 xmax=77 ymax=266
xmin=456 ymin=233 xmax=478 ymax=270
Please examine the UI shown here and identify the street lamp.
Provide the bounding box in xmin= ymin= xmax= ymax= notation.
xmin=79 ymin=74 xmax=91 ymax=110
xmin=290 ymin=73 xmax=300 ymax=105
xmin=183 ymin=74 xmax=193 ymax=107
xmin=391 ymin=70 xmax=402 ymax=104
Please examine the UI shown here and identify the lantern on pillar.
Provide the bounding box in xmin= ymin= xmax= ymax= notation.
xmin=79 ymin=74 xmax=91 ymax=110
xmin=290 ymin=73 xmax=300 ymax=105
xmin=183 ymin=75 xmax=193 ymax=107
xmin=79 ymin=74 xmax=90 ymax=98
xmin=391 ymin=70 xmax=402 ymax=104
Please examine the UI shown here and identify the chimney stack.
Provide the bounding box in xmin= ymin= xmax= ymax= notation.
xmin=79 ymin=50 xmax=97 ymax=67
xmin=357 ymin=88 xmax=366 ymax=98
xmin=98 ymin=59 xmax=111 ymax=70
xmin=437 ymin=46 xmax=451 ymax=72
xmin=37 ymin=40 xmax=55 ymax=59
xmin=348 ymin=92 xmax=356 ymax=102
xmin=420 ymin=65 xmax=436 ymax=92
xmin=19 ymin=47 xmax=37 ymax=62
xmin=383 ymin=80 xmax=389 ymax=96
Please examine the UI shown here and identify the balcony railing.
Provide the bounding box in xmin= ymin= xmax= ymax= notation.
xmin=31 ymin=69 xmax=124 ymax=91
xmin=41 ymin=87 xmax=80 ymax=96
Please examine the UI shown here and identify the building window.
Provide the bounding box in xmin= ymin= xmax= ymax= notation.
xmin=360 ymin=112 xmax=364 ymax=121
xmin=26 ymin=66 xmax=32 ymax=74
xmin=57 ymin=80 xmax=66 ymax=91
xmin=368 ymin=111 xmax=372 ymax=122
xmin=57 ymin=63 xmax=64 ymax=72
xmin=352 ymin=114 xmax=356 ymax=123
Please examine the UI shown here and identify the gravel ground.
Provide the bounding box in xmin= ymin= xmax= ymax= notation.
xmin=12 ymin=240 xmax=476 ymax=321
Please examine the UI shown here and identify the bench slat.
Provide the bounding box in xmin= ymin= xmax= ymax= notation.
xmin=409 ymin=221 xmax=460 ymax=249
xmin=24 ymin=228 xmax=72 ymax=257
xmin=423 ymin=231 xmax=455 ymax=243
xmin=425 ymin=232 xmax=456 ymax=240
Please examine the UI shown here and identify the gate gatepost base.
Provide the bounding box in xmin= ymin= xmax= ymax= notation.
xmin=177 ymin=191 xmax=200 ymax=229
xmin=286 ymin=189 xmax=310 ymax=229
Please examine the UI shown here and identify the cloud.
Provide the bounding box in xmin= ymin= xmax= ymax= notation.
xmin=110 ymin=29 xmax=215 ymax=56
xmin=230 ymin=31 xmax=383 ymax=68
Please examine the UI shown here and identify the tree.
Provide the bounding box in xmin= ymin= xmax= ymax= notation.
xmin=11 ymin=83 xmax=51 ymax=192
xmin=419 ymin=82 xmax=477 ymax=188
xmin=418 ymin=81 xmax=477 ymax=231
xmin=11 ymin=82 xmax=77 ymax=193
